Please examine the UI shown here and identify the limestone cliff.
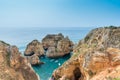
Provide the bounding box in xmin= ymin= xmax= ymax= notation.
xmin=0 ymin=40 xmax=39 ymax=80
xmin=52 ymin=26 xmax=120 ymax=80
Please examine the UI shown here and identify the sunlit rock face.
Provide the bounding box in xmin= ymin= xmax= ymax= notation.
xmin=26 ymin=54 xmax=44 ymax=66
xmin=52 ymin=26 xmax=120 ymax=80
xmin=42 ymin=33 xmax=73 ymax=58
xmin=24 ymin=33 xmax=73 ymax=60
xmin=0 ymin=40 xmax=39 ymax=80
xmin=42 ymin=33 xmax=64 ymax=49
xmin=24 ymin=40 xmax=44 ymax=65
xmin=25 ymin=40 xmax=44 ymax=57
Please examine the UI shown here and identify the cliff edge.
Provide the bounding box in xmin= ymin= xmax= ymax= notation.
xmin=0 ymin=41 xmax=39 ymax=80
xmin=52 ymin=26 xmax=120 ymax=80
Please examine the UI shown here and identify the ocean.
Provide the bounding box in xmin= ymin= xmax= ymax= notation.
xmin=0 ymin=27 xmax=95 ymax=80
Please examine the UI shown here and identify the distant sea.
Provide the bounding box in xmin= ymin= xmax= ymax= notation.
xmin=0 ymin=27 xmax=96 ymax=80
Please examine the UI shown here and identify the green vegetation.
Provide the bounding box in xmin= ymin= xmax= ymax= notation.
xmin=104 ymin=26 xmax=119 ymax=29
xmin=88 ymin=70 xmax=96 ymax=77
xmin=113 ymin=78 xmax=120 ymax=80
xmin=92 ymin=43 xmax=97 ymax=47
xmin=6 ymin=52 xmax=11 ymax=66
xmin=109 ymin=25 xmax=117 ymax=29
xmin=0 ymin=40 xmax=10 ymax=46
xmin=83 ymin=44 xmax=89 ymax=48
xmin=88 ymin=70 xmax=94 ymax=76
xmin=73 ymin=52 xmax=80 ymax=57
xmin=55 ymin=48 xmax=57 ymax=52
xmin=84 ymin=36 xmax=90 ymax=42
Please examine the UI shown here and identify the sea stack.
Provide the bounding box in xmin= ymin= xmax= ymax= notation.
xmin=24 ymin=40 xmax=44 ymax=65
xmin=25 ymin=39 xmax=44 ymax=56
xmin=24 ymin=33 xmax=73 ymax=60
xmin=42 ymin=33 xmax=73 ymax=58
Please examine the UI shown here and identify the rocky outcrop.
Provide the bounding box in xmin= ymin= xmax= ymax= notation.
xmin=26 ymin=54 xmax=44 ymax=66
xmin=24 ymin=40 xmax=44 ymax=65
xmin=42 ymin=33 xmax=73 ymax=58
xmin=24 ymin=33 xmax=73 ymax=59
xmin=57 ymin=37 xmax=73 ymax=54
xmin=0 ymin=41 xmax=39 ymax=80
xmin=42 ymin=33 xmax=64 ymax=49
xmin=52 ymin=26 xmax=120 ymax=80
xmin=25 ymin=40 xmax=44 ymax=56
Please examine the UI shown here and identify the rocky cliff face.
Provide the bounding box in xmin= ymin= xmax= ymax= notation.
xmin=52 ymin=26 xmax=120 ymax=80
xmin=0 ymin=41 xmax=39 ymax=80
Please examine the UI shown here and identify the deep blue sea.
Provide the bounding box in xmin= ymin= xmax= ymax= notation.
xmin=0 ymin=27 xmax=96 ymax=80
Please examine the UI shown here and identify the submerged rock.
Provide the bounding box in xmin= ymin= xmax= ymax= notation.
xmin=52 ymin=26 xmax=120 ymax=80
xmin=0 ymin=41 xmax=39 ymax=80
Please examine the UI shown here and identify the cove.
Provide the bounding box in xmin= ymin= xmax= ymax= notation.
xmin=32 ymin=54 xmax=71 ymax=80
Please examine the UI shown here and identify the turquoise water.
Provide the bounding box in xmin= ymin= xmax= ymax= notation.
xmin=33 ymin=54 xmax=71 ymax=80
xmin=0 ymin=27 xmax=95 ymax=80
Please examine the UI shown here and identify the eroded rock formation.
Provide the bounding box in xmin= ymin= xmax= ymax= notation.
xmin=24 ymin=33 xmax=73 ymax=60
xmin=52 ymin=26 xmax=120 ymax=80
xmin=0 ymin=40 xmax=39 ymax=80
xmin=26 ymin=54 xmax=44 ymax=65
xmin=25 ymin=40 xmax=44 ymax=56
xmin=24 ymin=40 xmax=44 ymax=65
xmin=42 ymin=33 xmax=73 ymax=58
xmin=42 ymin=33 xmax=64 ymax=49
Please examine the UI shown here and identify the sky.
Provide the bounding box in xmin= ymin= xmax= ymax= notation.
xmin=0 ymin=0 xmax=120 ymax=28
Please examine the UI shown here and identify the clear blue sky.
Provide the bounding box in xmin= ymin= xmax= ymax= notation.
xmin=0 ymin=0 xmax=120 ymax=28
